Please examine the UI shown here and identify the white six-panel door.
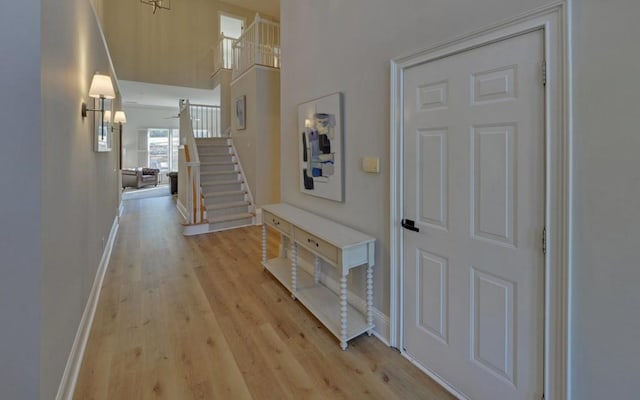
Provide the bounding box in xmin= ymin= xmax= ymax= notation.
xmin=402 ymin=30 xmax=545 ymax=400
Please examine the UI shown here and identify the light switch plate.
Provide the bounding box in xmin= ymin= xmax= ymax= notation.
xmin=362 ymin=156 xmax=380 ymax=173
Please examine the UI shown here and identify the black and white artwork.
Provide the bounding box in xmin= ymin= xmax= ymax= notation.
xmin=298 ymin=93 xmax=343 ymax=202
xmin=234 ymin=95 xmax=246 ymax=130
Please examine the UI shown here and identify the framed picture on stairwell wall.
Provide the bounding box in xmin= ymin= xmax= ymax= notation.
xmin=234 ymin=95 xmax=246 ymax=130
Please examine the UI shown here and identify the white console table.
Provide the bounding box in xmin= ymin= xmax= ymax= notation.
xmin=261 ymin=203 xmax=375 ymax=350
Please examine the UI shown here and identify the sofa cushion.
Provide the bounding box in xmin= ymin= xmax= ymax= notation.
xmin=141 ymin=168 xmax=159 ymax=176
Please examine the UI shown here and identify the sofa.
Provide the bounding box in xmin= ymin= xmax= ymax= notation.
xmin=121 ymin=168 xmax=160 ymax=189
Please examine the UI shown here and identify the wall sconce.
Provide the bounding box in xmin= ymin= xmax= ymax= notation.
xmin=113 ymin=111 xmax=127 ymax=125
xmin=111 ymin=110 xmax=127 ymax=132
xmin=81 ymin=73 xmax=116 ymax=139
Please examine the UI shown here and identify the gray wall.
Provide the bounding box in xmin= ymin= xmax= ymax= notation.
xmin=102 ymin=0 xmax=263 ymax=88
xmin=231 ymin=67 xmax=281 ymax=206
xmin=282 ymin=0 xmax=640 ymax=398
xmin=570 ymin=1 xmax=640 ymax=399
xmin=280 ymin=0 xmax=556 ymax=319
xmin=0 ymin=1 xmax=42 ymax=399
xmin=212 ymin=70 xmax=233 ymax=134
xmin=40 ymin=0 xmax=121 ymax=398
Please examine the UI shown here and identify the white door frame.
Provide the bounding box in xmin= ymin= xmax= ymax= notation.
xmin=389 ymin=3 xmax=569 ymax=400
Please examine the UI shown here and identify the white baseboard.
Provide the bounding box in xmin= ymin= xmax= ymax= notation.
xmin=295 ymin=258 xmax=391 ymax=345
xmin=371 ymin=309 xmax=391 ymax=346
xmin=118 ymin=202 xmax=124 ymax=218
xmin=401 ymin=352 xmax=468 ymax=400
xmin=176 ymin=199 xmax=188 ymax=221
xmin=182 ymin=223 xmax=211 ymax=236
xmin=55 ymin=216 xmax=119 ymax=400
xmin=255 ymin=208 xmax=263 ymax=225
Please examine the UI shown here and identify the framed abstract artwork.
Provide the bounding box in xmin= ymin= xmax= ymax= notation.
xmin=298 ymin=92 xmax=343 ymax=202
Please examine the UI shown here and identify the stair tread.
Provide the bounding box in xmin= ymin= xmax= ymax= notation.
xmin=204 ymin=201 xmax=250 ymax=210
xmin=196 ymin=139 xmax=231 ymax=147
xmin=203 ymin=190 xmax=247 ymax=197
xmin=200 ymin=171 xmax=239 ymax=176
xmin=209 ymin=212 xmax=255 ymax=223
xmin=200 ymin=161 xmax=237 ymax=165
xmin=199 ymin=151 xmax=233 ymax=155
xmin=201 ymin=179 xmax=243 ymax=186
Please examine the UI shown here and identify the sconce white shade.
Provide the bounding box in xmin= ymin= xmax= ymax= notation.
xmin=103 ymin=110 xmax=112 ymax=123
xmin=305 ymin=119 xmax=312 ymax=128
xmin=113 ymin=111 xmax=127 ymax=124
xmin=88 ymin=73 xmax=116 ymax=99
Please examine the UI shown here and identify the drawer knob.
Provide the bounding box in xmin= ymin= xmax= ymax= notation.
xmin=307 ymin=238 xmax=319 ymax=247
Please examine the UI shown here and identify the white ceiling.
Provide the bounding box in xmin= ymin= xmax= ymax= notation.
xmin=119 ymin=80 xmax=220 ymax=109
xmin=220 ymin=0 xmax=279 ymax=18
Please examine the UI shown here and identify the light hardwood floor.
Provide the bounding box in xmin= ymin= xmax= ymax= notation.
xmin=74 ymin=196 xmax=455 ymax=400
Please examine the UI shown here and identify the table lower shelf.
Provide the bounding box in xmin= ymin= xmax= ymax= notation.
xmin=263 ymin=257 xmax=371 ymax=344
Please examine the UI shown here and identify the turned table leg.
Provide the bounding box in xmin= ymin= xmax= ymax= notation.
xmin=291 ymin=241 xmax=298 ymax=299
xmin=314 ymin=256 xmax=320 ymax=284
xmin=367 ymin=263 xmax=374 ymax=335
xmin=261 ymin=224 xmax=267 ymax=268
xmin=340 ymin=274 xmax=348 ymax=350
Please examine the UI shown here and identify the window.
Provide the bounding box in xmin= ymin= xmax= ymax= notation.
xmin=147 ymin=129 xmax=180 ymax=175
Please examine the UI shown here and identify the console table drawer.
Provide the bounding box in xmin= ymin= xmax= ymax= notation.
xmin=294 ymin=227 xmax=338 ymax=263
xmin=264 ymin=211 xmax=292 ymax=234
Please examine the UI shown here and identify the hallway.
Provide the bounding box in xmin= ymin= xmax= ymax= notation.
xmin=74 ymin=196 xmax=454 ymax=399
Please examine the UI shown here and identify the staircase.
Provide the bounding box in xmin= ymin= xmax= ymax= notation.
xmin=196 ymin=137 xmax=255 ymax=232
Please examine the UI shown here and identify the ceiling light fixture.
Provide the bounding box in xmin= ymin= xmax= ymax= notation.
xmin=140 ymin=0 xmax=171 ymax=14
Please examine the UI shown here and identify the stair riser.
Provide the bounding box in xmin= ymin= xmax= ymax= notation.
xmin=202 ymin=182 xmax=243 ymax=192
xmin=201 ymin=164 xmax=237 ymax=173
xmin=196 ymin=138 xmax=229 ymax=145
xmin=204 ymin=193 xmax=246 ymax=204
xmin=208 ymin=218 xmax=254 ymax=232
xmin=198 ymin=147 xmax=232 ymax=155
xmin=199 ymin=154 xmax=234 ymax=163
xmin=206 ymin=205 xmax=251 ymax=218
xmin=200 ymin=173 xmax=241 ymax=183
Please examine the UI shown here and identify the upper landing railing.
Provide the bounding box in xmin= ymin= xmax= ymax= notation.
xmin=212 ymin=14 xmax=280 ymax=79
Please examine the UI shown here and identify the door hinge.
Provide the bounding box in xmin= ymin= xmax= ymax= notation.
xmin=541 ymin=393 xmax=545 ymax=400
xmin=542 ymin=61 xmax=547 ymax=86
xmin=542 ymin=227 xmax=547 ymax=255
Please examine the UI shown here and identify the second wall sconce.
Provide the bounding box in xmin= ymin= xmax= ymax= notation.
xmin=113 ymin=111 xmax=127 ymax=125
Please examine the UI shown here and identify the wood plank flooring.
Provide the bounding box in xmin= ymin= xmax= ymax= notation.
xmin=74 ymin=196 xmax=455 ymax=400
